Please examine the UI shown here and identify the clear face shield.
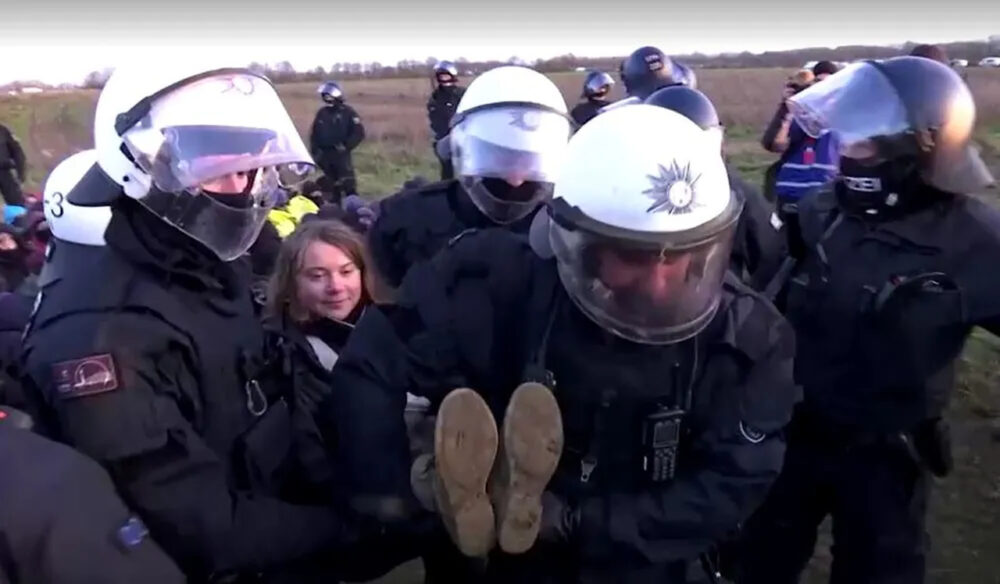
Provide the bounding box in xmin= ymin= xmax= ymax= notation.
xmin=452 ymin=105 xmax=571 ymax=224
xmin=788 ymin=62 xmax=992 ymax=193
xmin=548 ymin=198 xmax=740 ymax=345
xmin=120 ymin=72 xmax=314 ymax=260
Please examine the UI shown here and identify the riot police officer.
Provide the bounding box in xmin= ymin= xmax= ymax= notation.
xmin=309 ymin=81 xmax=366 ymax=204
xmin=368 ymin=65 xmax=572 ymax=287
xmin=21 ymin=62 xmax=366 ymax=581
xmin=570 ymin=71 xmax=614 ymax=127
xmin=599 ymin=46 xmax=692 ymax=115
xmin=0 ymin=123 xmax=26 ymax=206
xmin=644 ymin=85 xmax=783 ymax=287
xmin=428 ymin=60 xmax=466 ymax=179
xmin=738 ymin=57 xmax=1000 ymax=584
xmin=321 ymin=105 xmax=799 ymax=582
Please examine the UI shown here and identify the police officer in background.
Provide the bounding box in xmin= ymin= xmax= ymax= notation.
xmin=321 ymin=105 xmax=799 ymax=582
xmin=367 ymin=65 xmax=572 ymax=287
xmin=427 ymin=60 xmax=466 ymax=180
xmin=0 ymin=122 xmax=26 ymax=206
xmin=644 ymin=85 xmax=783 ymax=287
xmin=570 ymin=71 xmax=615 ymax=127
xmin=600 ymin=46 xmax=694 ymax=114
xmin=21 ymin=63 xmax=369 ymax=581
xmin=738 ymin=57 xmax=1000 ymax=584
xmin=309 ymin=81 xmax=366 ymax=204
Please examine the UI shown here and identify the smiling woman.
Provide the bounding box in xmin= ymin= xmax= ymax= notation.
xmin=262 ymin=219 xmax=393 ymax=502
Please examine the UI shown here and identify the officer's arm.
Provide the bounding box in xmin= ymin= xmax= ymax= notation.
xmin=576 ymin=315 xmax=798 ymax=564
xmin=366 ymin=197 xmax=410 ymax=288
xmin=344 ymin=107 xmax=366 ymax=151
xmin=319 ymin=232 xmax=506 ymax=509
xmin=23 ymin=312 xmax=353 ymax=576
xmin=308 ymin=111 xmax=323 ymax=155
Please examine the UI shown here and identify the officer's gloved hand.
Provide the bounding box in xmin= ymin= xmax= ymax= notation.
xmin=342 ymin=194 xmax=378 ymax=232
xmin=538 ymin=491 xmax=580 ymax=545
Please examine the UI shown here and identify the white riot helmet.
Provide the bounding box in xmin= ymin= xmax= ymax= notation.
xmin=450 ymin=66 xmax=571 ymax=224
xmin=43 ymin=150 xmax=111 ymax=246
xmin=546 ymin=105 xmax=741 ymax=344
xmin=77 ymin=60 xmax=314 ymax=261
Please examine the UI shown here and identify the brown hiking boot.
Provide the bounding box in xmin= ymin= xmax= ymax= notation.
xmin=433 ymin=388 xmax=499 ymax=557
xmin=491 ymin=382 xmax=564 ymax=554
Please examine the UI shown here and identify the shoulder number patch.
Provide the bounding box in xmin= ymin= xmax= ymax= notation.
xmin=51 ymin=354 xmax=121 ymax=399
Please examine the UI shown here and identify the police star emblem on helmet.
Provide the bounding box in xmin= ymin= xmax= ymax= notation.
xmin=643 ymin=162 xmax=703 ymax=214
xmin=509 ymin=110 xmax=541 ymax=132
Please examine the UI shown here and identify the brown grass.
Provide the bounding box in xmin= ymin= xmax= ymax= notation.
xmin=3 ymin=68 xmax=999 ymax=193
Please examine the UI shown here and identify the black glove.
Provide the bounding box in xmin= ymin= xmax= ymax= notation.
xmin=538 ymin=491 xmax=580 ymax=545
xmin=342 ymin=195 xmax=378 ymax=232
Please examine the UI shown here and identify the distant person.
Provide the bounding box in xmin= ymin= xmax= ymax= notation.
xmin=761 ymin=68 xmax=839 ymax=254
xmin=0 ymin=123 xmax=26 ymax=206
xmin=910 ymin=43 xmax=949 ymax=64
xmin=598 ymin=46 xmax=689 ymax=114
xmin=810 ymin=60 xmax=839 ymax=81
xmin=427 ymin=61 xmax=465 ymax=180
xmin=570 ymin=70 xmax=615 ymax=127
xmin=310 ymin=81 xmax=366 ymax=205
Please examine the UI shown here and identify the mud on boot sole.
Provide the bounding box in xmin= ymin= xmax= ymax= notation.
xmin=433 ymin=388 xmax=499 ymax=557
xmin=495 ymin=382 xmax=564 ymax=554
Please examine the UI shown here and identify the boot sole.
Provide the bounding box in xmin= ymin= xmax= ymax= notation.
xmin=496 ymin=382 xmax=564 ymax=554
xmin=434 ymin=388 xmax=499 ymax=557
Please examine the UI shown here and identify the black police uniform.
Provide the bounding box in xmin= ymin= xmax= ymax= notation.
xmin=427 ymin=85 xmax=465 ymax=183
xmin=20 ymin=197 xmax=356 ymax=581
xmin=0 ymin=421 xmax=186 ymax=584
xmin=727 ymin=167 xmax=783 ymax=289
xmin=309 ymin=103 xmax=366 ymax=203
xmin=569 ymin=99 xmax=609 ymax=127
xmin=739 ymin=182 xmax=1000 ymax=583
xmin=320 ymin=228 xmax=800 ymax=583
xmin=0 ymin=124 xmax=25 ymax=206
xmin=368 ymin=179 xmax=537 ymax=288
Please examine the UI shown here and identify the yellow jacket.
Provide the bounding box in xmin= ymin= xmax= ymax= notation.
xmin=268 ymin=195 xmax=319 ymax=238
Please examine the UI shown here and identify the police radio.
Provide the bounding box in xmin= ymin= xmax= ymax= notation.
xmin=641 ymin=407 xmax=684 ymax=483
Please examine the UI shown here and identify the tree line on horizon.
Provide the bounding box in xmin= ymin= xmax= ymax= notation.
xmin=6 ymin=37 xmax=998 ymax=91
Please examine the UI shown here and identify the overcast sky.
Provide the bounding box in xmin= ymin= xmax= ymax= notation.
xmin=2 ymin=0 xmax=998 ymax=84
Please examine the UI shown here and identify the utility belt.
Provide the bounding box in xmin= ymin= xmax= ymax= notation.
xmin=792 ymin=408 xmax=953 ymax=477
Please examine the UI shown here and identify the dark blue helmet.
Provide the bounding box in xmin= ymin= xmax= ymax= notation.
xmin=317 ymin=81 xmax=344 ymax=104
xmin=675 ymin=63 xmax=697 ymax=89
xmin=621 ymin=46 xmax=679 ymax=99
xmin=644 ymin=86 xmax=719 ymax=130
xmin=434 ymin=61 xmax=459 ymax=86
xmin=582 ymin=71 xmax=615 ymax=98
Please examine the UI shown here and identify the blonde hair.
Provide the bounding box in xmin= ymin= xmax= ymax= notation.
xmin=266 ymin=219 xmax=387 ymax=320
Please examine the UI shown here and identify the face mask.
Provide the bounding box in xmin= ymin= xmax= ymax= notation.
xmin=838 ymin=156 xmax=920 ymax=214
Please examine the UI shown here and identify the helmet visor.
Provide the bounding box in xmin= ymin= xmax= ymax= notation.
xmin=787 ymin=62 xmax=910 ymax=148
xmin=550 ymin=217 xmax=736 ymax=345
xmin=119 ymin=72 xmax=314 ymax=260
xmin=452 ymin=106 xmax=570 ymax=184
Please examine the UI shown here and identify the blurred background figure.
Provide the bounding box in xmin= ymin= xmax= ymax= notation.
xmin=760 ymin=65 xmax=839 ymax=256
xmin=310 ymin=80 xmax=366 ymax=205
xmin=427 ymin=60 xmax=466 ymax=180
xmin=571 ymin=70 xmax=615 ymax=127
xmin=0 ymin=122 xmax=26 ymax=206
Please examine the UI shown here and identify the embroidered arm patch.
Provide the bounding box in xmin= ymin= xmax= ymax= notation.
xmin=51 ymin=354 xmax=121 ymax=399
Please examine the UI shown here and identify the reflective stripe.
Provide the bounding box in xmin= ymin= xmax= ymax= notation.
xmin=781 ymin=163 xmax=839 ymax=171
xmin=776 ymin=181 xmax=827 ymax=187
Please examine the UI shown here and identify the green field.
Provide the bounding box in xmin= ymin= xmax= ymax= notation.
xmin=2 ymin=69 xmax=999 ymax=583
